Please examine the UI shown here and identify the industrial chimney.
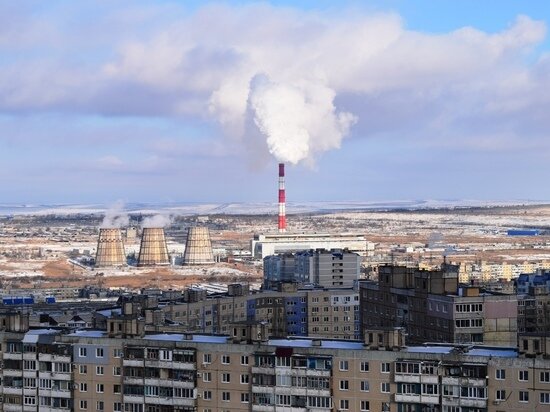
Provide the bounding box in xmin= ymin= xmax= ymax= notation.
xmin=183 ymin=227 xmax=215 ymax=265
xmin=137 ymin=228 xmax=170 ymax=267
xmin=95 ymin=228 xmax=127 ymax=267
xmin=278 ymin=163 xmax=286 ymax=233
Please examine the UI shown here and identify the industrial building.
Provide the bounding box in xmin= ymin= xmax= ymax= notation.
xmin=251 ymin=232 xmax=368 ymax=258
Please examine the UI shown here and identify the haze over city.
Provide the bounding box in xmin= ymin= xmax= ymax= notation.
xmin=1 ymin=0 xmax=549 ymax=204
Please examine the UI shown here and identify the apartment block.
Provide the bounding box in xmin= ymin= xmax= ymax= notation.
xmin=360 ymin=264 xmax=518 ymax=346
xmin=2 ymin=326 xmax=550 ymax=412
xmin=264 ymin=248 xmax=360 ymax=289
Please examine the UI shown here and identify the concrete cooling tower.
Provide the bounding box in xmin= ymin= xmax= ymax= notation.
xmin=95 ymin=228 xmax=127 ymax=267
xmin=137 ymin=227 xmax=170 ymax=267
xmin=183 ymin=227 xmax=215 ymax=265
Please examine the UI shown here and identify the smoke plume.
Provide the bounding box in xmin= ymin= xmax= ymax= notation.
xmin=142 ymin=214 xmax=172 ymax=228
xmin=247 ymin=75 xmax=356 ymax=165
xmin=101 ymin=200 xmax=129 ymax=228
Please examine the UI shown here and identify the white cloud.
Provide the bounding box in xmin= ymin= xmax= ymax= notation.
xmin=0 ymin=3 xmax=548 ymax=163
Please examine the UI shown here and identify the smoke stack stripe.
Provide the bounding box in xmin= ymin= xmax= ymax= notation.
xmin=278 ymin=162 xmax=286 ymax=233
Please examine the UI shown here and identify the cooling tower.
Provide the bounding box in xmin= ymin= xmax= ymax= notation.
xmin=137 ymin=227 xmax=170 ymax=267
xmin=183 ymin=227 xmax=215 ymax=265
xmin=95 ymin=228 xmax=127 ymax=267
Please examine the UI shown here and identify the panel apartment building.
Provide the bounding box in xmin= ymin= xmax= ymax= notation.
xmin=1 ymin=320 xmax=550 ymax=412
xmin=360 ymin=264 xmax=518 ymax=346
xmin=108 ymin=284 xmax=362 ymax=341
xmin=263 ymin=248 xmax=361 ymax=290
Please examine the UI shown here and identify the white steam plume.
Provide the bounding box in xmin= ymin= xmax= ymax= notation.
xmin=248 ymin=75 xmax=356 ymax=165
xmin=142 ymin=214 xmax=172 ymax=228
xmin=101 ymin=200 xmax=129 ymax=228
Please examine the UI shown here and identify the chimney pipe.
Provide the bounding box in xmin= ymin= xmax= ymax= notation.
xmin=278 ymin=163 xmax=286 ymax=233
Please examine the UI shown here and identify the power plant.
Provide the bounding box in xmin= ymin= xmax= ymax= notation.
xmin=95 ymin=228 xmax=126 ymax=267
xmin=137 ymin=227 xmax=170 ymax=267
xmin=278 ymin=163 xmax=286 ymax=233
xmin=182 ymin=227 xmax=215 ymax=265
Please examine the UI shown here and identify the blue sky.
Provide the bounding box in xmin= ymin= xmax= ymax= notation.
xmin=0 ymin=1 xmax=549 ymax=204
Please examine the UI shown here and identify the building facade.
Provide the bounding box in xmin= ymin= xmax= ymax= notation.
xmin=1 ymin=327 xmax=549 ymax=412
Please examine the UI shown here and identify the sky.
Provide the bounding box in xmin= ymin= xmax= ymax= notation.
xmin=1 ymin=0 xmax=549 ymax=204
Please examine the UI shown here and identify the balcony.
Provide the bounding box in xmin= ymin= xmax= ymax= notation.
xmin=459 ymin=398 xmax=487 ymax=408
xmin=144 ymin=396 xmax=195 ymax=407
xmin=38 ymin=354 xmax=71 ymax=363
xmin=3 ymin=352 xmax=23 ymax=360
xmin=442 ymin=376 xmax=486 ymax=387
xmin=3 ymin=369 xmax=23 ymax=377
xmin=3 ymin=387 xmax=24 ymax=395
xmin=123 ymin=358 xmax=144 ymax=367
xmin=394 ymin=374 xmax=439 ymax=384
xmin=394 ymin=393 xmax=439 ymax=404
xmin=252 ymin=366 xmax=275 ymax=375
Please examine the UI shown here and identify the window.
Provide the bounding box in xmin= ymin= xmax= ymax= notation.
xmin=96 ymin=366 xmax=104 ymax=375
xmin=113 ymin=403 xmax=122 ymax=412
xmin=113 ymin=348 xmax=123 ymax=358
xmin=496 ymin=369 xmax=506 ymax=380
xmin=80 ymin=383 xmax=88 ymax=392
xmin=96 ymin=383 xmax=104 ymax=393
xmin=113 ymin=366 xmax=121 ymax=376
xmin=241 ymin=393 xmax=250 ymax=403
xmin=240 ymin=374 xmax=249 ymax=384
xmin=203 ymin=354 xmax=211 ymax=364
xmin=222 ymin=392 xmax=230 ymax=402
xmin=382 ymin=402 xmax=390 ymax=412
xmin=113 ymin=384 xmax=121 ymax=394
xmin=203 ymin=391 xmax=212 ymax=400
xmin=381 ymin=382 xmax=390 ymax=393
xmin=381 ymin=362 xmax=391 ymax=373
xmin=339 ymin=380 xmax=349 ymax=390
xmin=221 ymin=373 xmax=231 ymax=383
xmin=222 ymin=355 xmax=230 ymax=364
xmin=79 ymin=347 xmax=87 ymax=357
xmin=203 ymin=372 xmax=211 ymax=382
xmin=519 ymin=370 xmax=529 ymax=381
xmin=96 ymin=348 xmax=104 ymax=358
xmin=339 ymin=399 xmax=349 ymax=410
xmin=24 ymin=397 xmax=36 ymax=406
xmin=360 ymin=400 xmax=370 ymax=411
xmin=519 ymin=391 xmax=529 ymax=402
xmin=360 ymin=381 xmax=370 ymax=392
xmin=360 ymin=361 xmax=369 ymax=372
xmin=339 ymin=360 xmax=349 ymax=371
xmin=541 ymin=392 xmax=550 ymax=404
xmin=241 ymin=355 xmax=249 ymax=365
xmin=80 ymin=400 xmax=88 ymax=410
xmin=541 ymin=371 xmax=550 ymax=383
xmin=96 ymin=401 xmax=104 ymax=411
xmin=496 ymin=390 xmax=506 ymax=401
xmin=79 ymin=365 xmax=87 ymax=374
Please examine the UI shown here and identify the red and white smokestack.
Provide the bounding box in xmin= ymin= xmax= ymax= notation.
xmin=278 ymin=163 xmax=286 ymax=233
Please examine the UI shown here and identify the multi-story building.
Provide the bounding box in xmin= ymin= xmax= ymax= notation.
xmin=360 ymin=264 xmax=518 ymax=346
xmin=251 ymin=232 xmax=367 ymax=258
xmin=142 ymin=284 xmax=361 ymax=340
xmin=2 ymin=323 xmax=550 ymax=412
xmin=264 ymin=249 xmax=360 ymax=289
xmin=517 ymin=285 xmax=550 ymax=334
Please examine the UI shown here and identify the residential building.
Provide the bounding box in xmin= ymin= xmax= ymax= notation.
xmin=360 ymin=264 xmax=518 ymax=346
